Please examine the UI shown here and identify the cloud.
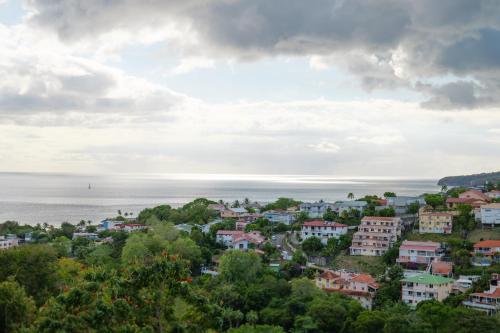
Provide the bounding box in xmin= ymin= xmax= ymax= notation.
xmin=309 ymin=141 xmax=340 ymax=154
xmin=25 ymin=0 xmax=500 ymax=109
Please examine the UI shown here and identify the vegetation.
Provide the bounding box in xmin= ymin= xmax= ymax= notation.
xmin=438 ymin=171 xmax=500 ymax=187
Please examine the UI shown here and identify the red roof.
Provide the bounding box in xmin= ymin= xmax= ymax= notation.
xmin=216 ymin=230 xmax=244 ymax=235
xmin=471 ymin=288 xmax=500 ymax=299
xmin=432 ymin=261 xmax=453 ymax=275
xmin=303 ymin=220 xmax=348 ymax=228
xmin=446 ymin=197 xmax=478 ymax=204
xmin=319 ymin=270 xmax=340 ymax=280
xmin=474 ymin=240 xmax=500 ymax=248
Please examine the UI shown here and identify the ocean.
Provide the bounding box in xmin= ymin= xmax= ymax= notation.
xmin=0 ymin=173 xmax=439 ymax=225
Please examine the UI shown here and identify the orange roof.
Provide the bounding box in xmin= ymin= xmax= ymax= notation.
xmin=361 ymin=216 xmax=399 ymax=222
xmin=432 ymin=261 xmax=453 ymax=275
xmin=459 ymin=190 xmax=491 ymax=202
xmin=351 ymin=274 xmax=376 ymax=284
xmin=471 ymin=288 xmax=500 ymax=299
xmin=474 ymin=240 xmax=500 ymax=248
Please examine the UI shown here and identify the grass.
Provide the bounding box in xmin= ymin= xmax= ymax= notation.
xmin=331 ymin=254 xmax=386 ymax=277
xmin=467 ymin=227 xmax=500 ymax=242
xmin=405 ymin=231 xmax=462 ymax=243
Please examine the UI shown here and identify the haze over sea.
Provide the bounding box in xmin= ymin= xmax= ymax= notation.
xmin=0 ymin=172 xmax=439 ymax=225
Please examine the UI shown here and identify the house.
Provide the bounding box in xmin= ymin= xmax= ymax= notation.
xmin=350 ymin=216 xmax=401 ymax=256
xmin=419 ymin=209 xmax=453 ymax=234
xmin=201 ymin=219 xmax=222 ymax=233
xmin=316 ymin=270 xmax=379 ymax=309
xmin=0 ymin=235 xmax=19 ymax=250
xmin=238 ymin=213 xmax=263 ymax=223
xmin=401 ymin=273 xmax=454 ymax=307
xmin=386 ymin=196 xmax=425 ymax=215
xmin=454 ymin=275 xmax=480 ymax=293
xmin=446 ymin=197 xmax=487 ymax=209
xmin=301 ymin=220 xmax=348 ymax=244
xmin=486 ymin=190 xmax=500 ymax=200
xmin=221 ymin=207 xmax=248 ymax=219
xmin=263 ymin=210 xmax=296 ymax=225
xmin=99 ymin=219 xmax=124 ymax=231
xmin=397 ymin=240 xmax=444 ymax=267
xmin=480 ymin=203 xmax=500 ymax=226
xmin=463 ymin=273 xmax=500 ymax=315
xmin=118 ymin=223 xmax=147 ymax=233
xmin=72 ymin=232 xmax=99 ymax=240
xmin=235 ymin=219 xmax=249 ymax=231
xmin=472 ymin=240 xmax=500 ymax=266
xmin=459 ymin=189 xmax=491 ymax=202
xmin=207 ymin=203 xmax=226 ymax=212
xmin=216 ymin=230 xmax=265 ymax=249
xmin=299 ymin=202 xmax=335 ymax=218
xmin=331 ymin=201 xmax=368 ymax=215
xmin=430 ymin=260 xmax=453 ymax=278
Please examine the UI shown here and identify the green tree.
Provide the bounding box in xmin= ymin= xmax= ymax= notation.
xmin=384 ymin=192 xmax=396 ymax=198
xmin=219 ymin=251 xmax=262 ymax=284
xmin=0 ymin=279 xmax=36 ymax=333
xmin=424 ymin=194 xmax=445 ymax=209
xmin=301 ymin=237 xmax=324 ymax=256
xmin=227 ymin=324 xmax=285 ymax=333
xmin=347 ymin=193 xmax=355 ymax=200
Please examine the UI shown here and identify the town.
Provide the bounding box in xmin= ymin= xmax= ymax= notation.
xmin=1 ymin=182 xmax=500 ymax=332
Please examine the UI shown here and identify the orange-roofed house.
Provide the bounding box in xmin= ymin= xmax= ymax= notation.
xmin=472 ymin=240 xmax=500 ymax=266
xmin=431 ymin=260 xmax=453 ymax=278
xmin=397 ymin=240 xmax=444 ymax=267
xmin=301 ymin=220 xmax=348 ymax=244
xmin=463 ymin=273 xmax=500 ymax=315
xmin=459 ymin=189 xmax=491 ymax=202
xmin=315 ymin=270 xmax=379 ymax=309
xmin=446 ymin=197 xmax=486 ymax=209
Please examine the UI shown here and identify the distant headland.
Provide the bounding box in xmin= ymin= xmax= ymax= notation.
xmin=438 ymin=171 xmax=500 ymax=186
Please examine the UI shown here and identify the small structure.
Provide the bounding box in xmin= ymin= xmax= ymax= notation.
xmin=401 ymin=273 xmax=454 ymax=307
xmin=480 ymin=203 xmax=500 ymax=227
xmin=386 ymin=196 xmax=425 ymax=215
xmin=207 ymin=203 xmax=226 ymax=212
xmin=331 ymin=201 xmax=368 ymax=215
xmin=315 ymin=270 xmax=379 ymax=309
xmin=301 ymin=220 xmax=348 ymax=244
xmin=463 ymin=273 xmax=500 ymax=315
xmin=299 ymin=202 xmax=335 ymax=218
xmin=350 ymin=216 xmax=401 ymax=256
xmin=430 ymin=260 xmax=453 ymax=278
xmin=235 ymin=219 xmax=249 ymax=231
xmin=471 ymin=240 xmax=500 ymax=266
xmin=118 ymin=223 xmax=147 ymax=233
xmin=216 ymin=230 xmax=265 ymax=250
xmin=419 ymin=208 xmax=453 ymax=234
xmin=99 ymin=219 xmax=124 ymax=231
xmin=221 ymin=207 xmax=248 ymax=219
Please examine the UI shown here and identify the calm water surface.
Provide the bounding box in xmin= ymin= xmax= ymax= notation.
xmin=0 ymin=173 xmax=439 ymax=225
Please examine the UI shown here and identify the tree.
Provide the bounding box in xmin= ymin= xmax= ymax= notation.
xmin=352 ymin=310 xmax=386 ymax=333
xmin=228 ymin=324 xmax=285 ymax=333
xmin=219 ymin=251 xmax=262 ymax=284
xmin=384 ymin=192 xmax=396 ymax=198
xmin=347 ymin=193 xmax=355 ymax=200
xmin=51 ymin=236 xmax=72 ymax=257
xmin=407 ymin=201 xmax=420 ymax=214
xmin=441 ymin=185 xmax=448 ymax=193
xmin=0 ymin=279 xmax=36 ymax=333
xmin=301 ymin=237 xmax=324 ymax=256
xmin=323 ymin=208 xmax=337 ymax=221
xmin=424 ymin=194 xmax=445 ymax=209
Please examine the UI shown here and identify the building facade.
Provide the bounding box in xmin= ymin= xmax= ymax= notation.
xmin=350 ymin=216 xmax=401 ymax=256
xmin=463 ymin=273 xmax=500 ymax=315
xmin=419 ymin=209 xmax=453 ymax=234
xmin=472 ymin=240 xmax=500 ymax=266
xmin=301 ymin=220 xmax=348 ymax=244
xmin=480 ymin=203 xmax=500 ymax=226
xmin=0 ymin=236 xmax=19 ymax=250
xmin=401 ymin=274 xmax=454 ymax=307
xmin=263 ymin=210 xmax=296 ymax=225
xmin=397 ymin=240 xmax=444 ymax=266
xmin=299 ymin=202 xmax=335 ymax=218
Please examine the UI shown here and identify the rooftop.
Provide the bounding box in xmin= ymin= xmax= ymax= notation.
xmin=303 ymin=220 xmax=348 ymax=227
xmin=402 ymin=273 xmax=454 ymax=285
xmin=481 ymin=203 xmax=500 ymax=209
xmin=473 ymin=240 xmax=500 ymax=248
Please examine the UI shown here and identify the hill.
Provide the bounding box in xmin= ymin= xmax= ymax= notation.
xmin=438 ymin=171 xmax=500 ymax=186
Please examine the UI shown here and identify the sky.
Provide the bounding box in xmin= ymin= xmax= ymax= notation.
xmin=0 ymin=0 xmax=500 ymax=178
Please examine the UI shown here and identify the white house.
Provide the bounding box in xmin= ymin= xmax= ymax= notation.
xmin=464 ymin=273 xmax=500 ymax=315
xmin=350 ymin=216 xmax=402 ymax=256
xmin=216 ymin=230 xmax=265 ymax=249
xmin=301 ymin=220 xmax=348 ymax=244
xmin=480 ymin=203 xmax=500 ymax=226
xmin=0 ymin=236 xmax=19 ymax=250
xmin=401 ymin=273 xmax=454 ymax=307
xmin=331 ymin=201 xmax=368 ymax=215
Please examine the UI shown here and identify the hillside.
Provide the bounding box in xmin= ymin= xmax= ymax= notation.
xmin=438 ymin=171 xmax=500 ymax=186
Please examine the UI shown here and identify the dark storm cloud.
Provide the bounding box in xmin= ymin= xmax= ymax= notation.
xmin=25 ymin=0 xmax=500 ymax=109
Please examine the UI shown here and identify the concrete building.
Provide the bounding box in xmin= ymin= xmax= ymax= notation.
xmin=299 ymin=202 xmax=335 ymax=218
xmin=480 ymin=203 xmax=500 ymax=226
xmin=463 ymin=273 xmax=500 ymax=315
xmin=401 ymin=274 xmax=454 ymax=307
xmin=0 ymin=235 xmax=19 ymax=250
xmin=350 ymin=216 xmax=401 ymax=256
xmin=486 ymin=190 xmax=500 ymax=200
xmin=301 ymin=220 xmax=348 ymax=244
xmin=216 ymin=230 xmax=265 ymax=249
xmin=316 ymin=270 xmax=379 ymax=309
xmin=331 ymin=201 xmax=368 ymax=215
xmin=386 ymin=196 xmax=425 ymax=215
xmin=397 ymin=240 xmax=444 ymax=267
xmin=419 ymin=209 xmax=453 ymax=234
xmin=263 ymin=210 xmax=296 ymax=225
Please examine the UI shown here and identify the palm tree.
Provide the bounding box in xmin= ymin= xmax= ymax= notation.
xmin=347 ymin=192 xmax=354 ymax=200
xmin=441 ymin=185 xmax=448 ymax=193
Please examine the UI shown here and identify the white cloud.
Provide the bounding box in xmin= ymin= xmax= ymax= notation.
xmin=308 ymin=141 xmax=341 ymax=153
xmin=171 ymin=57 xmax=215 ymax=75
